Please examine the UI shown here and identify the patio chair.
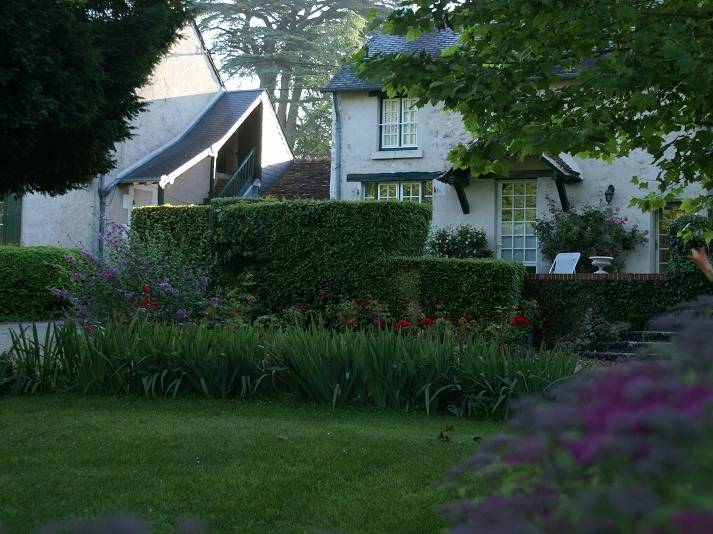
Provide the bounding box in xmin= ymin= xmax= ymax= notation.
xmin=549 ymin=252 xmax=581 ymax=274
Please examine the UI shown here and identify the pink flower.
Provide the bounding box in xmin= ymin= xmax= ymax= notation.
xmin=643 ymin=229 xmax=650 ymax=236
xmin=623 ymin=215 xmax=628 ymax=222
xmin=614 ymin=217 xmax=622 ymax=225
xmin=614 ymin=206 xmax=621 ymax=212
xmin=569 ymin=207 xmax=577 ymax=214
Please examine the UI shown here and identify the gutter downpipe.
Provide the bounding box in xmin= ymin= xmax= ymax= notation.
xmin=331 ymin=92 xmax=342 ymax=199
xmin=98 ymin=175 xmax=111 ymax=257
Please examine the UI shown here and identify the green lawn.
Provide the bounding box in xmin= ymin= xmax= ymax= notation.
xmin=0 ymin=396 xmax=500 ymax=533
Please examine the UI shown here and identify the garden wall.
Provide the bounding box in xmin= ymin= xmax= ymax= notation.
xmin=524 ymin=272 xmax=712 ymax=343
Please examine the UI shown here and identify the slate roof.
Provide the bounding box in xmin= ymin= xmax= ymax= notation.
xmin=119 ymin=90 xmax=263 ymax=184
xmin=265 ymin=159 xmax=331 ymax=200
xmin=323 ymin=29 xmax=459 ymax=92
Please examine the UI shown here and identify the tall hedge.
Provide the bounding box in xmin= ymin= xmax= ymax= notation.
xmin=0 ymin=246 xmax=71 ymax=320
xmin=212 ymin=200 xmax=432 ymax=309
xmin=130 ymin=205 xmax=212 ymax=269
xmin=384 ymin=256 xmax=526 ymax=318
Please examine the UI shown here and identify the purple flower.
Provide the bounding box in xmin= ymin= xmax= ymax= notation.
xmin=670 ymin=509 xmax=713 ymax=534
xmin=79 ymin=249 xmax=98 ymax=263
xmin=209 ymin=296 xmax=220 ymax=306
xmin=50 ymin=288 xmax=68 ymax=299
xmin=70 ymin=271 xmax=86 ymax=282
xmin=198 ymin=275 xmax=209 ymax=289
xmin=98 ymin=267 xmax=116 ymax=279
xmin=64 ymin=254 xmax=76 ymax=265
xmin=175 ymin=308 xmax=188 ymax=320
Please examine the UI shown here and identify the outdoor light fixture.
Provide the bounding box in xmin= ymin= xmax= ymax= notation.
xmin=605 ymin=184 xmax=615 ymax=204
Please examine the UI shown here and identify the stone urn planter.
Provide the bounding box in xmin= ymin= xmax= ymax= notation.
xmin=589 ymin=255 xmax=614 ymax=275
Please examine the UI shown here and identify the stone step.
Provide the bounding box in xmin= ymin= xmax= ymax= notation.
xmin=580 ymin=350 xmax=638 ymax=361
xmin=625 ymin=331 xmax=675 ymax=342
xmin=595 ymin=340 xmax=673 ymax=352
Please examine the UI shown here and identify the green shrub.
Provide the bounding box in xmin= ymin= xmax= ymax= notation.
xmin=534 ymin=203 xmax=646 ymax=272
xmin=667 ymin=215 xmax=713 ymax=297
xmin=0 ymin=246 xmax=72 ymax=321
xmin=213 ymin=200 xmax=432 ymax=310
xmin=384 ymin=256 xmax=526 ymax=318
xmin=426 ymin=224 xmax=492 ymax=259
xmin=130 ymin=205 xmax=212 ymax=270
xmin=1 ymin=320 xmax=577 ymax=417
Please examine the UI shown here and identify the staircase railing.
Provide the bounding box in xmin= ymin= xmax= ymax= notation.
xmin=216 ymin=148 xmax=256 ymax=198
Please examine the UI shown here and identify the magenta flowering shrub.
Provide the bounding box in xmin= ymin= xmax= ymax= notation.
xmin=444 ymin=300 xmax=713 ymax=533
xmin=535 ymin=202 xmax=647 ymax=272
xmin=53 ymin=221 xmax=218 ymax=324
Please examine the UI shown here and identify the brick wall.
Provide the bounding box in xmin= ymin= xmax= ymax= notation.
xmin=526 ymin=273 xmax=666 ymax=281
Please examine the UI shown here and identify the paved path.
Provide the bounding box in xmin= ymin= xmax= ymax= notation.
xmin=0 ymin=322 xmax=52 ymax=354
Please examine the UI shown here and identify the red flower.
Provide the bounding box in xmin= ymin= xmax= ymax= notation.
xmin=510 ymin=315 xmax=530 ymax=328
xmin=141 ymin=283 xmax=150 ymax=294
xmin=394 ymin=320 xmax=414 ymax=330
xmin=345 ymin=319 xmax=355 ymax=328
xmin=229 ymin=310 xmax=241 ymax=318
xmin=140 ymin=294 xmax=160 ymax=311
xmin=84 ymin=323 xmax=94 ymax=334
xmin=419 ymin=316 xmax=435 ymax=327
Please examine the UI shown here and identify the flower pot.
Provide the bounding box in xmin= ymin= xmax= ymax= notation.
xmin=589 ymin=255 xmax=614 ymax=275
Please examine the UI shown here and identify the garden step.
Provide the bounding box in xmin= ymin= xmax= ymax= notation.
xmin=580 ymin=350 xmax=638 ymax=361
xmin=625 ymin=331 xmax=674 ymax=342
xmin=595 ymin=340 xmax=673 ymax=353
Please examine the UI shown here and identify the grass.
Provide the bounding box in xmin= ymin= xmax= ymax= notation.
xmin=0 ymin=396 xmax=501 ymax=533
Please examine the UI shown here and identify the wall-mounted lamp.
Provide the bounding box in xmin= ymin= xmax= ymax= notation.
xmin=605 ymin=184 xmax=615 ymax=204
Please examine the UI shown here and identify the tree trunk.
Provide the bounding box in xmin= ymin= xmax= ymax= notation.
xmin=285 ymin=80 xmax=303 ymax=146
xmin=275 ymin=71 xmax=291 ymax=128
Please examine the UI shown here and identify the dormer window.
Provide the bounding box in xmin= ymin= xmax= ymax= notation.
xmin=380 ymin=97 xmax=418 ymax=149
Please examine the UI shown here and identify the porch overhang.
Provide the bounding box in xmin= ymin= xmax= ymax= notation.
xmin=346 ymin=172 xmax=442 ymax=183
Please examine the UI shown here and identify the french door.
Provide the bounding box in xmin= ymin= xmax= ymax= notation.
xmin=498 ymin=181 xmax=538 ymax=271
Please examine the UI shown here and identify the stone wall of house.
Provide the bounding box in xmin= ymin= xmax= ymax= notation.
xmin=333 ymin=91 xmax=703 ymax=274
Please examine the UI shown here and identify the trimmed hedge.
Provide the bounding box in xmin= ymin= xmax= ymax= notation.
xmin=213 ymin=200 xmax=432 ymax=309
xmin=0 ymin=246 xmax=71 ymax=321
xmin=385 ymin=256 xmax=526 ymax=318
xmin=130 ymin=205 xmax=212 ymax=268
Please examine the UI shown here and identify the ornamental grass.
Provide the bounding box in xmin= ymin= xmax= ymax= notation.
xmin=0 ymin=320 xmax=576 ymax=417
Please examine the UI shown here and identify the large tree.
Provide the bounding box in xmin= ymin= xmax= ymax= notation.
xmin=356 ymin=1 xmax=713 ymax=239
xmin=196 ymin=1 xmax=395 ymax=157
xmin=0 ymin=0 xmax=190 ymax=196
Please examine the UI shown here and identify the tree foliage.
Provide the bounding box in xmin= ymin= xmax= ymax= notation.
xmin=355 ymin=1 xmax=713 ymax=237
xmin=196 ymin=1 xmax=395 ymax=157
xmin=0 ymin=0 xmax=190 ymax=197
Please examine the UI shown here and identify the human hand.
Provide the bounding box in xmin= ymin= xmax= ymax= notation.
xmin=688 ymin=247 xmax=713 ymax=281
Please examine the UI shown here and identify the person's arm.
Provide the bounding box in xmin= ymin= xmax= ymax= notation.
xmin=688 ymin=247 xmax=713 ymax=282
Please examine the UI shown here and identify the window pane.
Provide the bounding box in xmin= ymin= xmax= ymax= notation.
xmin=526 ymin=209 xmax=536 ymax=221
xmin=513 ymin=236 xmax=525 ymax=249
xmin=525 ymin=250 xmax=537 ymax=262
xmin=514 ymin=183 xmax=526 ymax=195
xmin=402 ymin=182 xmax=421 ymax=202
xmin=364 ymin=183 xmax=377 ymax=200
xmin=525 ymin=182 xmax=537 ymax=195
xmin=514 ymin=196 xmax=525 ymax=208
xmin=502 ymin=183 xmax=514 ymax=195
xmin=379 ymin=183 xmax=398 ymax=200
xmin=502 ymin=250 xmax=513 ymax=260
xmin=526 ymin=195 xmax=537 ymax=208
xmin=501 ymin=237 xmax=513 ymax=248
xmin=526 ymin=236 xmax=537 ymax=248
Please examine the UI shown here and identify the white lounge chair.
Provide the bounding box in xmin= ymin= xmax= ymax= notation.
xmin=549 ymin=252 xmax=581 ymax=274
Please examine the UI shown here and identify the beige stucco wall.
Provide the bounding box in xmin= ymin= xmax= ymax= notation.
xmin=333 ymin=92 xmax=702 ymax=273
xmin=162 ymin=157 xmax=211 ymax=206
xmin=21 ymin=23 xmax=223 ymax=250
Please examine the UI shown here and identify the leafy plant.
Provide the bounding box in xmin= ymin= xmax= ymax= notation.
xmin=443 ymin=298 xmax=713 ymax=532
xmin=427 ymin=224 xmax=492 ymax=259
xmin=534 ymin=202 xmax=646 ymax=272
xmin=55 ymin=221 xmax=219 ymax=325
xmin=1 ymin=320 xmax=577 ymax=417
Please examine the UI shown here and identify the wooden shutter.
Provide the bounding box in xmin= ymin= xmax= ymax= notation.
xmin=0 ymin=194 xmax=22 ymax=244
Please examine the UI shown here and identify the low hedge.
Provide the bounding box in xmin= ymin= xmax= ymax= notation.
xmin=213 ymin=200 xmax=432 ymax=309
xmin=384 ymin=256 xmax=526 ymax=318
xmin=0 ymin=246 xmax=71 ymax=321
xmin=130 ymin=205 xmax=212 ymax=269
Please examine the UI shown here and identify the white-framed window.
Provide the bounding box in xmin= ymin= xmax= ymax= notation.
xmin=363 ymin=181 xmax=433 ymax=203
xmin=498 ymin=181 xmax=538 ymax=270
xmin=656 ymin=202 xmax=682 ymax=273
xmin=380 ymin=97 xmax=418 ymax=149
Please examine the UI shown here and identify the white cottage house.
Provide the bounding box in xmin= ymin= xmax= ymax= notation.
xmin=323 ymin=31 xmax=700 ymax=274
xmin=0 ymin=21 xmax=293 ymax=252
